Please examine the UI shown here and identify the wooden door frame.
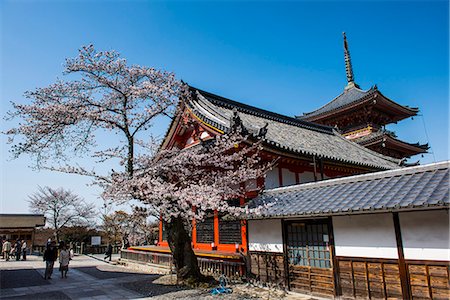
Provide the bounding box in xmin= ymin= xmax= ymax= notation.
xmin=282 ymin=218 xmax=337 ymax=296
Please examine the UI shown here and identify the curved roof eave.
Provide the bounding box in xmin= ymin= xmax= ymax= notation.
xmin=299 ymin=87 xmax=419 ymax=121
xmin=186 ymin=88 xmax=401 ymax=170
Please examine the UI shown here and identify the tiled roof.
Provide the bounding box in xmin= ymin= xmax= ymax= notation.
xmin=298 ymin=86 xmax=418 ymax=120
xmin=354 ymin=131 xmax=429 ymax=151
xmin=249 ymin=161 xmax=449 ymax=218
xmin=188 ymin=87 xmax=401 ymax=170
xmin=301 ymin=86 xmax=374 ymax=118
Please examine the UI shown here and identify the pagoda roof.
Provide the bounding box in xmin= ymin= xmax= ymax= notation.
xmin=249 ymin=161 xmax=449 ymax=219
xmin=354 ymin=131 xmax=429 ymax=158
xmin=298 ymin=85 xmax=419 ymax=123
xmin=174 ymin=86 xmax=402 ymax=170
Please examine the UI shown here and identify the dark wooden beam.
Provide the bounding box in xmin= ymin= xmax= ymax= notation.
xmin=281 ymin=219 xmax=290 ymax=290
xmin=328 ymin=217 xmax=341 ymax=297
xmin=393 ymin=212 xmax=411 ymax=299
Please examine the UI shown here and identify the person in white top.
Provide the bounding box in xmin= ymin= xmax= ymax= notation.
xmin=21 ymin=240 xmax=27 ymax=260
xmin=59 ymin=242 xmax=70 ymax=278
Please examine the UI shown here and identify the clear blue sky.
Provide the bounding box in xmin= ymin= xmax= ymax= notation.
xmin=1 ymin=0 xmax=448 ymax=214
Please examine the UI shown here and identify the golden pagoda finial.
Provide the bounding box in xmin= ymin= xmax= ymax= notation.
xmin=343 ymin=32 xmax=358 ymax=90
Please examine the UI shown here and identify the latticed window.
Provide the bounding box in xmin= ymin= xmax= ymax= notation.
xmin=219 ymin=217 xmax=241 ymax=244
xmin=162 ymin=222 xmax=168 ymax=241
xmin=196 ymin=212 xmax=215 ymax=243
xmin=287 ymin=222 xmax=331 ymax=268
xmin=219 ymin=199 xmax=242 ymax=244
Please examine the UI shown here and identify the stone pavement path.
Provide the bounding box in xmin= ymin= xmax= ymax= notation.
xmin=0 ymin=254 xmax=182 ymax=299
xmin=1 ymin=255 xmax=319 ymax=300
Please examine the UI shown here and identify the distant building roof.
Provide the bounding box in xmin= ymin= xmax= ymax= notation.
xmin=186 ymin=86 xmax=401 ymax=170
xmin=354 ymin=130 xmax=429 ymax=158
xmin=250 ymin=161 xmax=449 ymax=219
xmin=0 ymin=214 xmax=46 ymax=229
xmin=298 ymin=85 xmax=418 ymax=121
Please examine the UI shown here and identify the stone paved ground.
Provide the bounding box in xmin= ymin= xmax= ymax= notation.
xmin=0 ymin=255 xmax=318 ymax=299
xmin=0 ymin=254 xmax=181 ymax=299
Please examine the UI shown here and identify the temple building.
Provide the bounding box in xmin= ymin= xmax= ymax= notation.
xmin=119 ymin=34 xmax=445 ymax=300
xmin=298 ymin=33 xmax=429 ymax=160
xmin=123 ymin=83 xmax=401 ymax=263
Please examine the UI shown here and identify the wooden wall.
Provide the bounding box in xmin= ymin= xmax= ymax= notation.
xmin=289 ymin=265 xmax=335 ymax=296
xmin=249 ymin=251 xmax=286 ymax=287
xmin=250 ymin=252 xmax=450 ymax=299
xmin=407 ymin=261 xmax=450 ymax=300
xmin=337 ymin=257 xmax=450 ymax=300
xmin=338 ymin=257 xmax=403 ymax=299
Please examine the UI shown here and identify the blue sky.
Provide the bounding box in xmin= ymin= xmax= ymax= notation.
xmin=1 ymin=0 xmax=448 ymax=214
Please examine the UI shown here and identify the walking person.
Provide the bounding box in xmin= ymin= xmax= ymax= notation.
xmin=21 ymin=240 xmax=27 ymax=260
xmin=104 ymin=243 xmax=113 ymax=261
xmin=15 ymin=240 xmax=21 ymax=261
xmin=10 ymin=243 xmax=15 ymax=260
xmin=2 ymin=239 xmax=11 ymax=261
xmin=43 ymin=241 xmax=58 ymax=279
xmin=59 ymin=242 xmax=70 ymax=278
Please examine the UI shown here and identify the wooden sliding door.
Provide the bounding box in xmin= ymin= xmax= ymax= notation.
xmin=286 ymin=220 xmax=336 ymax=296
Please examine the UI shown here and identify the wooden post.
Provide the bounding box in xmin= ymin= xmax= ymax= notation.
xmin=328 ymin=217 xmax=341 ymax=297
xmin=213 ymin=210 xmax=219 ymax=250
xmin=278 ymin=166 xmax=283 ymax=187
xmin=393 ymin=212 xmax=411 ymax=299
xmin=281 ymin=219 xmax=290 ymax=290
xmin=320 ymin=159 xmax=324 ymax=180
xmin=313 ymin=156 xmax=318 ymax=182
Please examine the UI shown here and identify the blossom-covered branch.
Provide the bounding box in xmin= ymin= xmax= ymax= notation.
xmin=104 ymin=125 xmax=274 ymax=223
xmin=5 ymin=45 xmax=180 ymax=178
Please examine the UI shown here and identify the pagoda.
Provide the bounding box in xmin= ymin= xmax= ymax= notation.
xmin=298 ymin=33 xmax=428 ymax=160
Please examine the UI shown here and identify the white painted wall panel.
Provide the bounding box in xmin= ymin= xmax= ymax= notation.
xmin=400 ymin=210 xmax=450 ymax=261
xmin=333 ymin=214 xmax=398 ymax=259
xmin=265 ymin=168 xmax=279 ymax=189
xmin=282 ymin=168 xmax=296 ymax=187
xmin=300 ymin=171 xmax=315 ymax=183
xmin=248 ymin=219 xmax=283 ymax=253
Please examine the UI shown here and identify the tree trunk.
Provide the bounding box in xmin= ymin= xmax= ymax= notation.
xmin=166 ymin=216 xmax=202 ymax=282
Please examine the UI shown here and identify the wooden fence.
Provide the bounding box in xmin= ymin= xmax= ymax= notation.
xmin=120 ymin=249 xmax=245 ymax=280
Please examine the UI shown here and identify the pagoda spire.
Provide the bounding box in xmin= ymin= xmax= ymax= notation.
xmin=343 ymin=32 xmax=359 ymax=90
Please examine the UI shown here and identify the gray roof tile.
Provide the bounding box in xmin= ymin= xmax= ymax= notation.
xmin=300 ymin=86 xmax=374 ymax=118
xmin=250 ymin=161 xmax=449 ymax=218
xmin=189 ymin=87 xmax=401 ymax=170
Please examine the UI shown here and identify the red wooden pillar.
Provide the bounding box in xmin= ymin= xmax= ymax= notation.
xmin=192 ymin=218 xmax=197 ymax=249
xmin=213 ymin=210 xmax=219 ymax=250
xmin=240 ymin=197 xmax=248 ymax=253
xmin=158 ymin=216 xmax=163 ymax=245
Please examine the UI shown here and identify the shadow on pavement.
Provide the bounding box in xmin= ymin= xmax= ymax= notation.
xmin=74 ymin=266 xmax=158 ymax=280
xmin=0 ymin=269 xmax=49 ymax=289
xmin=120 ymin=278 xmax=188 ymax=297
xmin=0 ymin=291 xmax=70 ymax=300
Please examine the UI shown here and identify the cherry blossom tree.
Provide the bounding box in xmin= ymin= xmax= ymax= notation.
xmin=6 ymin=45 xmax=273 ymax=283
xmin=29 ymin=186 xmax=95 ymax=241
xmin=105 ymin=116 xmax=273 ymax=282
xmin=5 ymin=45 xmax=180 ymax=180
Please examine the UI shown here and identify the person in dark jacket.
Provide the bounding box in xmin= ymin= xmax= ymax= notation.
xmin=43 ymin=241 xmax=58 ymax=279
xmin=104 ymin=243 xmax=113 ymax=261
xmin=15 ymin=240 xmax=21 ymax=261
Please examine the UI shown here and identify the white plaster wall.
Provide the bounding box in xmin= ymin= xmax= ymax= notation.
xmin=400 ymin=210 xmax=450 ymax=261
xmin=300 ymin=171 xmax=315 ymax=183
xmin=282 ymin=168 xmax=296 ymax=187
xmin=248 ymin=219 xmax=283 ymax=253
xmin=265 ymin=168 xmax=280 ymax=189
xmin=333 ymin=214 xmax=399 ymax=259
